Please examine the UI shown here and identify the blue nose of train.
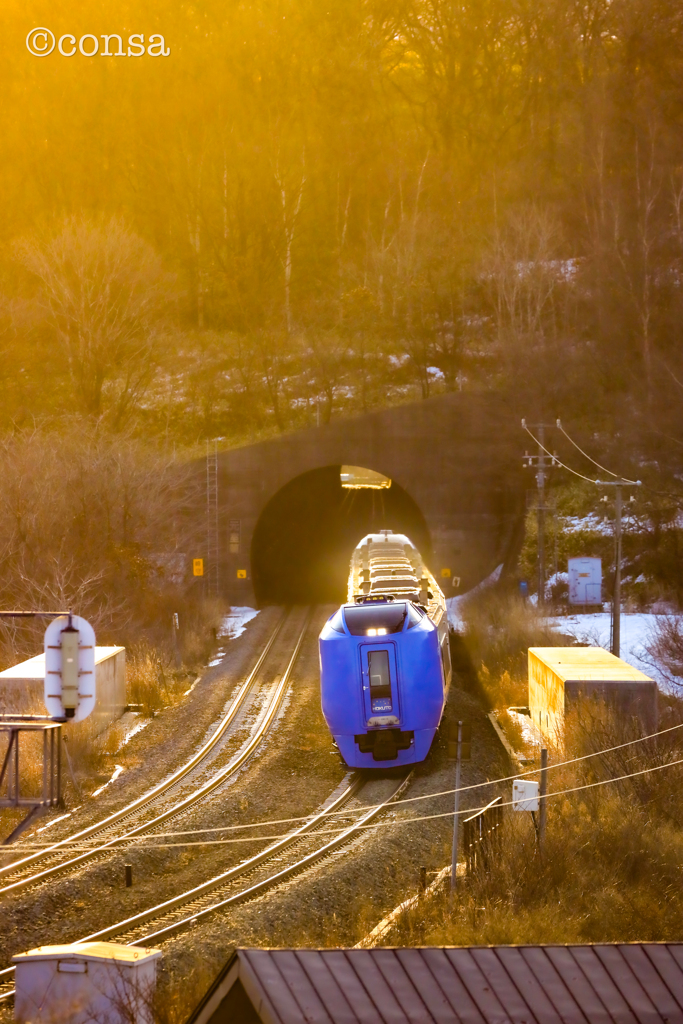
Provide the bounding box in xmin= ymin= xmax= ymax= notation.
xmin=319 ymin=608 xmax=446 ymax=767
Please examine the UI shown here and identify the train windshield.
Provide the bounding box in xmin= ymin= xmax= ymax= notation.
xmin=344 ymin=603 xmax=407 ymax=635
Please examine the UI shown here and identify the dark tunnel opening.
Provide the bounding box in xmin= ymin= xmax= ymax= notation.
xmin=251 ymin=466 xmax=432 ymax=605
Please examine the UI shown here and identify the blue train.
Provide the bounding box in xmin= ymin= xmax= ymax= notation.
xmin=319 ymin=531 xmax=452 ymax=767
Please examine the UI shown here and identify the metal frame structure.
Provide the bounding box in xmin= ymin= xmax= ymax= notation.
xmin=462 ymin=795 xmax=503 ymax=874
xmin=0 ymin=717 xmax=62 ymax=843
xmin=206 ymin=439 xmax=219 ymax=597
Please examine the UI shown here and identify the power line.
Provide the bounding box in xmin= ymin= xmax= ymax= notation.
xmin=522 ymin=422 xmax=597 ymax=484
xmin=556 ymin=420 xmax=639 ymax=485
xmin=523 ymin=420 xmax=642 ymax=654
xmin=12 ymin=750 xmax=683 ymax=852
xmin=522 ymin=422 xmax=555 ymax=604
xmin=15 ymin=721 xmax=683 ymax=849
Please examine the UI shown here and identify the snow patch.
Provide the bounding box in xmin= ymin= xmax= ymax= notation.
xmin=545 ymin=611 xmax=669 ymax=687
xmin=447 ymin=564 xmax=503 ymax=631
xmin=91 ymin=764 xmax=124 ymax=798
xmin=220 ymin=607 xmax=259 ymax=640
xmin=204 ymin=608 xmax=261 ymax=669
xmin=36 ymin=811 xmax=77 ymax=833
xmin=506 ymin=709 xmax=539 ymax=747
xmin=117 ymin=717 xmax=149 ymax=751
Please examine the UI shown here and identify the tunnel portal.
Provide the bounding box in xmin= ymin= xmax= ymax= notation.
xmin=251 ymin=466 xmax=432 ymax=605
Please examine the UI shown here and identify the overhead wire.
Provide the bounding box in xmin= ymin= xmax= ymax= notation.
xmin=522 ymin=423 xmax=598 ymax=484
xmin=555 ymin=420 xmax=639 ymax=485
xmin=8 ymin=750 xmax=683 ymax=852
xmin=10 ymin=719 xmax=683 ymax=850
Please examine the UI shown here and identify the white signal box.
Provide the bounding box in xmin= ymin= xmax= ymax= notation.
xmin=44 ymin=615 xmax=96 ymax=722
xmin=568 ymin=557 xmax=602 ymax=605
xmin=512 ymin=778 xmax=539 ymax=812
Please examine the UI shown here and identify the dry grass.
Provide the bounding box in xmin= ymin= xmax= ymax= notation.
xmin=368 ymin=698 xmax=683 ymax=948
xmin=127 ymin=646 xmax=187 ymax=716
xmin=0 ymin=632 xmax=213 ymax=841
xmin=497 ymin=707 xmax=526 ymax=751
xmin=459 ymin=587 xmax=569 ymax=711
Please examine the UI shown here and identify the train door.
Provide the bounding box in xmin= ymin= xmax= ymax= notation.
xmin=359 ymin=643 xmax=400 ymax=723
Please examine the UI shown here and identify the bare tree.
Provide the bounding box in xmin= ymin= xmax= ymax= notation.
xmin=0 ymin=428 xmax=195 ymax=662
xmin=15 ymin=219 xmax=173 ymax=426
xmin=483 ymin=204 xmax=569 ymax=389
xmin=273 ymin=151 xmax=306 ymax=334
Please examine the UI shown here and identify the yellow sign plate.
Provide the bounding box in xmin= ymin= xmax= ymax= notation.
xmin=192 ymin=558 xmax=204 ymax=576
xmin=237 ymin=569 xmax=247 ymax=579
xmin=440 ymin=567 xmax=451 ymax=578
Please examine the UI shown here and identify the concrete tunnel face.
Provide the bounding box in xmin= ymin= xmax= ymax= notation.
xmin=250 ymin=465 xmax=432 ymax=605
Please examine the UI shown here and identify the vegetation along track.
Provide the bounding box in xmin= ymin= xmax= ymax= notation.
xmin=0 ymin=606 xmax=311 ymax=897
xmin=0 ymin=769 xmax=411 ymax=1001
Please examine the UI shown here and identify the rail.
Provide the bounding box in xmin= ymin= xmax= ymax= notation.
xmin=0 ymin=608 xmax=309 ymax=896
xmin=0 ymin=770 xmax=413 ymax=1002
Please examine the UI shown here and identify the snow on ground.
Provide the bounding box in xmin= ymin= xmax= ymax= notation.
xmin=507 ymin=708 xmax=543 ymax=749
xmin=447 ymin=564 xmax=503 ymax=631
xmin=207 ymin=607 xmax=261 ymax=667
xmin=36 ymin=811 xmax=78 ymax=833
xmin=116 ymin=715 xmax=149 ymax=751
xmin=546 ymin=611 xmax=669 ymax=687
xmin=91 ymin=764 xmax=124 ymax=798
xmin=220 ymin=606 xmax=259 ymax=640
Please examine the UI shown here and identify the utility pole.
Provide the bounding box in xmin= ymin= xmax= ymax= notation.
xmin=522 ymin=421 xmax=557 ymax=607
xmin=537 ymin=425 xmax=546 ymax=606
xmin=206 ymin=439 xmax=219 ymax=599
xmin=538 ymin=748 xmax=548 ymax=845
xmin=597 ymin=481 xmax=640 ymax=658
xmin=450 ymin=720 xmax=471 ymax=891
xmin=450 ymin=721 xmax=463 ymax=892
xmin=614 ymin=485 xmax=622 ymax=658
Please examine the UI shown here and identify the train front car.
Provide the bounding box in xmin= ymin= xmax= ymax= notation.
xmin=319 ymin=531 xmax=452 ymax=768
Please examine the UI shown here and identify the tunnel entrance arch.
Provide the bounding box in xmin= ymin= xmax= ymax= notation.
xmin=251 ymin=466 xmax=432 ymax=605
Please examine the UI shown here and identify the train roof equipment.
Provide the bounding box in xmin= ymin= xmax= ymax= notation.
xmin=348 ymin=531 xmax=445 ymax=622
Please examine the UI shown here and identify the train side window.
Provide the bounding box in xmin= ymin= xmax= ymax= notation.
xmin=329 ymin=608 xmax=346 ymax=634
xmin=440 ymin=635 xmax=452 ymax=681
xmin=368 ymin=650 xmax=391 ymax=698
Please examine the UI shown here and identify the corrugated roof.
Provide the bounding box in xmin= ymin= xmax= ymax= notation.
xmin=529 ymin=647 xmax=653 ymax=684
xmin=187 ymin=945 xmax=683 ymax=1024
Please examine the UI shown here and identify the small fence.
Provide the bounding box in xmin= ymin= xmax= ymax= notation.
xmin=462 ymin=796 xmax=503 ymax=874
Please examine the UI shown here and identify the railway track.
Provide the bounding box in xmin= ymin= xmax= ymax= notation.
xmin=0 ymin=769 xmax=411 ymax=1003
xmin=0 ymin=606 xmax=311 ymax=898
